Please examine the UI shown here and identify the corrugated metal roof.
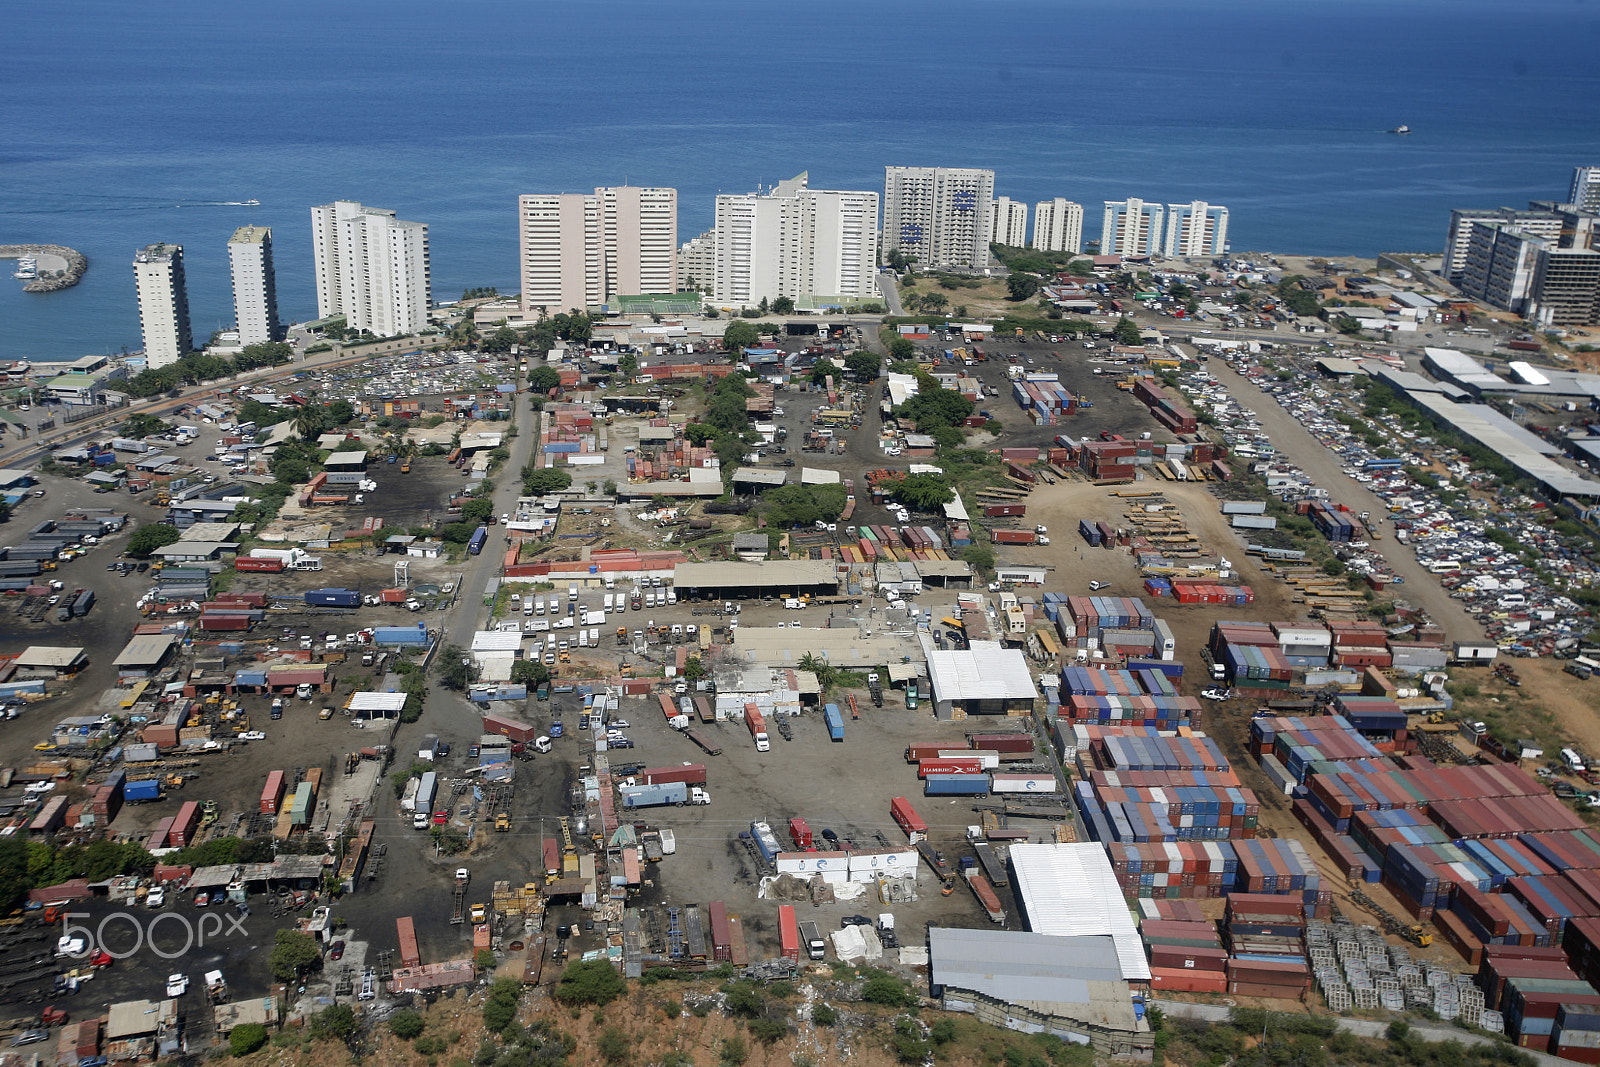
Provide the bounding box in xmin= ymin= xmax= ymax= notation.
xmin=928 ymin=927 xmax=1139 ymax=1031
xmin=925 ymin=641 xmax=1037 ymax=703
xmin=1009 ymin=842 xmax=1151 ymax=981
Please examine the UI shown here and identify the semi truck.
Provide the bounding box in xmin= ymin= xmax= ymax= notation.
xmin=750 ymin=821 xmax=783 ymax=866
xmin=798 ymin=920 xmax=826 ymax=961
xmin=619 ymin=782 xmax=711 ymax=809
xmin=680 ymin=727 xmax=723 ymax=756
xmin=744 ymin=705 xmax=770 ymax=752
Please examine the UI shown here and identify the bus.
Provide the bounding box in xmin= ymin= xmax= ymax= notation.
xmin=467 ymin=526 xmax=489 ymax=555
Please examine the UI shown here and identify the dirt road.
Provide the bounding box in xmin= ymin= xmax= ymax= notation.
xmin=1208 ymin=361 xmax=1482 ymax=640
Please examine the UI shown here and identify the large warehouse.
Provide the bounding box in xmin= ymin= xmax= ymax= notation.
xmin=924 ymin=640 xmax=1038 ymax=721
xmin=672 ymin=560 xmax=839 ymax=601
xmin=1008 ymin=842 xmax=1151 ymax=982
xmin=928 ymin=927 xmax=1154 ymax=1056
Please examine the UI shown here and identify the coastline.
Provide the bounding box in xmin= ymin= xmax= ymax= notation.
xmin=0 ymin=244 xmax=88 ymax=293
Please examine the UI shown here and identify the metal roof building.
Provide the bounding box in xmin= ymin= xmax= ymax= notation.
xmin=1406 ymin=392 xmax=1600 ymax=503
xmin=113 ymin=635 xmax=178 ymax=678
xmin=924 ymin=640 xmax=1037 ymax=720
xmin=673 ymin=559 xmax=838 ymax=599
xmin=928 ymin=926 xmax=1152 ymax=1056
xmin=1007 ymin=842 xmax=1151 ymax=982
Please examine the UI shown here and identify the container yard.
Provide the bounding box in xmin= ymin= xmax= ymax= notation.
xmin=1 ymin=299 xmax=1598 ymax=1065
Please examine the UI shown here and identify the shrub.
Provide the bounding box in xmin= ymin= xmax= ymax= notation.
xmin=554 ymin=960 xmax=627 ymax=1006
xmin=748 ymin=1017 xmax=788 ymax=1045
xmin=862 ymin=974 xmax=917 ymax=1009
xmin=720 ymin=1034 xmax=749 ymax=1066
xmin=390 ymin=1008 xmax=425 ymax=1039
xmin=597 ymin=1026 xmax=631 ymax=1065
xmin=812 ymin=1004 xmax=837 ymax=1027
xmin=231 ymin=1023 xmax=269 ymax=1055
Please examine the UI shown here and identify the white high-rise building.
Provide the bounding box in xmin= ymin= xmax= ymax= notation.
xmin=310 ymin=200 xmax=431 ymax=336
xmin=132 ymin=242 xmax=193 ymax=369
xmin=882 ymin=166 xmax=995 ymax=270
xmin=1163 ymin=201 xmax=1229 ymax=257
xmin=989 ymin=197 xmax=1029 ymax=248
xmin=228 ymin=225 xmax=281 ymax=345
xmin=677 ymin=230 xmax=716 ymax=293
xmin=1443 ymin=206 xmax=1570 ymax=284
xmin=710 ymin=173 xmax=879 ymax=309
xmin=1101 ymin=199 xmax=1164 ymax=257
xmin=1570 ymin=167 xmax=1600 ymax=214
xmin=1032 ymin=199 xmax=1084 ymax=254
xmin=519 ymin=187 xmax=677 ymax=317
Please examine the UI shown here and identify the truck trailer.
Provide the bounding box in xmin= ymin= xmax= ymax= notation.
xmin=619 ymin=782 xmax=710 ymax=809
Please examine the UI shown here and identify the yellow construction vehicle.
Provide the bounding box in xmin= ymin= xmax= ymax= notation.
xmin=469 ymin=903 xmax=487 ymax=923
xmin=495 ymin=812 xmax=511 ymax=832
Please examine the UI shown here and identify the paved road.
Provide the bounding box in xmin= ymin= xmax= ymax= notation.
xmin=878 ymin=271 xmax=904 ymax=316
xmin=1154 ymin=1000 xmax=1559 ymax=1066
xmin=1208 ymin=359 xmax=1483 ymax=642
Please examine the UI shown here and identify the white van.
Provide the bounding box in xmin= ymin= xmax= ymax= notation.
xmin=535 ymin=597 xmax=545 ymax=615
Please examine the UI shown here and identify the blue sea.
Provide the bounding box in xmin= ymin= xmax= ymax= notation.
xmin=3 ymin=0 xmax=1598 ymax=363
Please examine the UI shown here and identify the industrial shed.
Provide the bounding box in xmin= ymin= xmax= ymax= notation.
xmin=113 ymin=635 xmax=178 ymax=680
xmin=928 ymin=927 xmax=1152 ymax=1056
xmin=1008 ymin=842 xmax=1151 ymax=982
xmin=925 ymin=640 xmax=1037 ymax=720
xmin=13 ymin=646 xmax=88 ymax=675
xmin=673 ymin=560 xmax=838 ymax=600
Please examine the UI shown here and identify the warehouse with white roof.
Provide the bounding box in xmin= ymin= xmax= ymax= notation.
xmin=925 ymin=640 xmax=1037 ymax=721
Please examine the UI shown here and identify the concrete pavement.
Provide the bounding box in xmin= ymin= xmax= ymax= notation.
xmin=878 ymin=271 xmax=904 ymax=316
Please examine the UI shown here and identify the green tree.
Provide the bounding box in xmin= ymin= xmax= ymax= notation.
xmin=683 ymin=422 xmax=718 ymax=446
xmin=844 ymin=350 xmax=881 ymax=380
xmin=461 ymin=498 xmax=495 ymax=525
xmin=809 ymin=359 xmax=842 ymax=385
xmin=390 ymin=1009 xmax=426 ymax=1039
xmin=597 ymin=1026 xmax=631 ymax=1065
xmin=270 ymin=929 xmax=321 ymax=981
xmin=326 ymin=399 xmax=355 ymax=426
xmin=770 ymin=296 xmax=795 ymax=315
xmin=481 ymin=325 xmax=518 ymax=354
xmin=720 ymin=1035 xmax=749 ymax=1067
xmin=895 ymin=473 xmax=953 ymax=510
xmin=1007 ymin=274 xmax=1041 ymax=301
xmin=126 ymin=523 xmax=182 ymax=559
xmin=523 ymin=467 xmax=573 ymax=495
xmin=747 ymin=1017 xmax=788 ymax=1044
xmin=722 ymin=321 xmax=759 ymax=352
xmin=862 ymin=975 xmax=917 ymax=1008
xmin=812 ymin=1004 xmax=838 ymax=1027
xmin=293 ymin=403 xmax=329 ymax=441
xmin=119 ymin=413 xmax=171 ymax=438
xmin=308 ymin=1004 xmax=357 ymax=1041
xmin=1112 ymin=317 xmax=1144 ymax=346
xmin=527 ymin=365 xmax=562 ymax=393
xmin=230 ymin=1023 xmax=269 ymax=1055
xmin=554 ymin=960 xmax=627 ymax=1006
xmin=437 ymin=644 xmax=471 ymax=691
xmin=960 ymin=544 xmax=995 ymax=576
xmin=618 ymin=352 xmax=639 ymax=377
xmin=888 ymin=336 xmax=916 ymax=361
xmin=510 ymin=660 xmax=551 ymax=688
xmin=896 ymin=387 xmax=974 ymax=430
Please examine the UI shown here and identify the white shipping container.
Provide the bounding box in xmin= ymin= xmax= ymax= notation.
xmin=1259 ymin=753 xmax=1296 ymax=796
xmin=937 ymin=749 xmax=999 ymax=769
xmin=989 ymin=774 xmax=1057 ymax=794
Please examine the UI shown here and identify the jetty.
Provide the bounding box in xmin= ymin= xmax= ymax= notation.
xmin=0 ymin=244 xmax=88 ymax=292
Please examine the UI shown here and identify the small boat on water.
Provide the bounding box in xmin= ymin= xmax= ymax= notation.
xmin=241 ymin=199 xmax=260 ymax=206
xmin=12 ymin=256 xmax=37 ymax=280
xmin=1389 ymin=124 xmax=1410 ymax=134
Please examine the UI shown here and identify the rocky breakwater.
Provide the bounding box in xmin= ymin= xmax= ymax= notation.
xmin=1 ymin=244 xmax=88 ymax=292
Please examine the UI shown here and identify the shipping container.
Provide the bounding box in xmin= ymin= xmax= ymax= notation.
xmin=823 ymin=703 xmax=845 ymax=742
xmin=397 ymin=916 xmax=421 ymax=968
xmin=642 ymin=764 xmax=708 ymax=787
xmin=925 ymin=773 xmax=990 ymax=797
xmin=234 ymin=556 xmax=285 ymax=573
xmin=260 ymin=770 xmax=286 ymax=814
xmin=891 ymin=796 xmax=928 ymax=842
xmin=778 ymin=904 xmax=800 ymax=963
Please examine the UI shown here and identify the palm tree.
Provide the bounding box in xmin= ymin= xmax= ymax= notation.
xmin=293 ymin=404 xmax=324 ymax=441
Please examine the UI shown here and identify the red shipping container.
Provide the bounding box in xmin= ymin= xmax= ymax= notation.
xmin=642 ymin=764 xmax=707 ymax=787
xmin=919 ymin=758 xmax=984 ymax=778
xmin=891 ymin=796 xmax=927 ymax=840
xmin=234 ymin=556 xmax=285 ymax=572
xmin=260 ymin=770 xmax=286 ymax=815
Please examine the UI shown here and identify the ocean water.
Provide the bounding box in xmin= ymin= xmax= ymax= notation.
xmin=2 ymin=0 xmax=1598 ymax=362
